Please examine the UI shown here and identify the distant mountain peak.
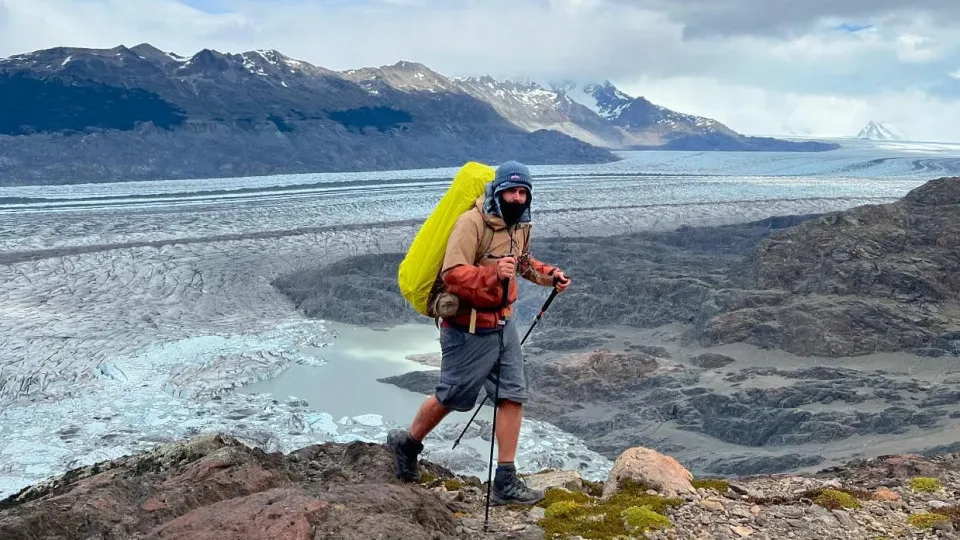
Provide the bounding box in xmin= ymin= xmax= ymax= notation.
xmin=178 ymin=48 xmax=234 ymax=74
xmin=582 ymin=81 xmax=634 ymax=119
xmin=109 ymin=45 xmax=135 ymax=55
xmin=857 ymin=120 xmax=905 ymax=141
xmin=130 ymin=43 xmax=164 ymax=55
xmin=341 ymin=60 xmax=458 ymax=93
xmin=388 ymin=60 xmax=431 ymax=71
xmin=125 ymin=43 xmax=187 ymax=65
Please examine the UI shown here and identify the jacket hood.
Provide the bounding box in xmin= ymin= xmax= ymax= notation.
xmin=481 ymin=181 xmax=531 ymax=226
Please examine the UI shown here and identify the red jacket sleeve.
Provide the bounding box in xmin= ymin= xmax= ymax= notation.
xmin=442 ymin=265 xmax=505 ymax=309
xmin=519 ymin=253 xmax=558 ymax=286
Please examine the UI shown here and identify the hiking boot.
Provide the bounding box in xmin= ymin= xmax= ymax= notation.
xmin=490 ymin=464 xmax=545 ymax=506
xmin=387 ymin=429 xmax=423 ymax=482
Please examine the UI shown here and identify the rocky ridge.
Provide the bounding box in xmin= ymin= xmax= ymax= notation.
xmin=0 ymin=45 xmax=613 ymax=185
xmin=343 ymin=63 xmax=838 ymax=152
xmin=707 ymin=176 xmax=960 ymax=357
xmin=2 ymin=433 xmax=960 ymax=540
xmin=525 ymin=176 xmax=960 ymax=358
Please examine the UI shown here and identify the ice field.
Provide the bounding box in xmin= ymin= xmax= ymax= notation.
xmin=2 ymin=139 xmax=959 ymax=498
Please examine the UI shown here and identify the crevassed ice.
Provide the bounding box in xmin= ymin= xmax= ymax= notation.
xmin=0 ymin=319 xmax=612 ymax=499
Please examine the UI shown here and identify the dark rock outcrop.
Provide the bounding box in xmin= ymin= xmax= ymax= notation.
xmin=0 ymin=433 xmax=461 ymax=540
xmin=689 ymin=353 xmax=735 ymax=369
xmin=701 ymin=176 xmax=960 ymax=356
xmin=377 ymin=347 xmax=960 ymax=476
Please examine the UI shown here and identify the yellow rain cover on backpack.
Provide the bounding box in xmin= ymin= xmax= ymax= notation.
xmin=398 ymin=161 xmax=495 ymax=317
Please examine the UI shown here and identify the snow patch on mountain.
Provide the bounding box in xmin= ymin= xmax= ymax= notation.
xmin=857 ymin=121 xmax=906 ymax=141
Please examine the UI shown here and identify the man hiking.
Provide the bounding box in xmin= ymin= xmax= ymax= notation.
xmin=388 ymin=160 xmax=570 ymax=506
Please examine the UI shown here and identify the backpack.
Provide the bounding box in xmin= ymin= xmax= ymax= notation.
xmin=398 ymin=161 xmax=496 ymax=317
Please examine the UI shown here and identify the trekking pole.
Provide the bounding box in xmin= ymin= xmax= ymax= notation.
xmin=483 ymin=325 xmax=505 ymax=532
xmin=451 ymin=285 xmax=562 ymax=450
xmin=520 ymin=286 xmax=559 ymax=344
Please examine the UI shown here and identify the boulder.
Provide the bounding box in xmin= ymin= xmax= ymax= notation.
xmin=522 ymin=469 xmax=583 ymax=493
xmin=602 ymin=447 xmax=695 ymax=498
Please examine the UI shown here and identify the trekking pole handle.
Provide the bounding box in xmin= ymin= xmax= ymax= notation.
xmin=541 ymin=272 xmax=569 ymax=314
xmin=540 ymin=287 xmax=559 ymax=315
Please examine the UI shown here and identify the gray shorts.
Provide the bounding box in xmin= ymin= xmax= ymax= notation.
xmin=434 ymin=319 xmax=529 ymax=412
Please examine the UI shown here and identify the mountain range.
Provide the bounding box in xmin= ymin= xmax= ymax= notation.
xmin=0 ymin=44 xmax=838 ymax=185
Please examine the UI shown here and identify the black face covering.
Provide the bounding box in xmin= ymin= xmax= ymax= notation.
xmin=498 ymin=197 xmax=527 ymax=225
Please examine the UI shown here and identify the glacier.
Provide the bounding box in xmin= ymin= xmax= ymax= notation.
xmin=0 ymin=318 xmax=614 ymax=498
xmin=3 ymin=142 xmax=960 ymax=499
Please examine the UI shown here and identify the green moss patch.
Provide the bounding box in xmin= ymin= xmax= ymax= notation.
xmin=908 ymin=512 xmax=950 ymax=529
xmin=814 ymin=489 xmax=862 ymax=510
xmin=749 ymin=486 xmax=874 ymax=507
xmin=621 ymin=506 xmax=671 ymax=532
xmin=536 ymin=488 xmax=593 ymax=509
xmin=909 ymin=477 xmax=942 ymax=493
xmin=583 ymin=479 xmax=605 ymax=497
xmin=443 ymin=479 xmax=463 ymax=491
xmin=616 ymin=477 xmax=656 ymax=493
xmin=536 ymin=479 xmax=683 ymax=539
xmin=691 ymin=478 xmax=730 ymax=493
xmin=930 ymin=504 xmax=960 ymax=527
xmin=419 ymin=470 xmax=438 ymax=486
xmin=545 ymin=500 xmax=584 ymax=519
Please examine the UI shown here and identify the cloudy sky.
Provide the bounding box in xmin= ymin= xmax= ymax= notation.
xmin=2 ymin=0 xmax=960 ymax=141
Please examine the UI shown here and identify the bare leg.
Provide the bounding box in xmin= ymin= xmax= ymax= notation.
xmin=409 ymin=394 xmax=451 ymax=441
xmin=494 ymin=399 xmax=523 ymax=463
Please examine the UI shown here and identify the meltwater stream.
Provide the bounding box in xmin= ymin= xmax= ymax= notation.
xmin=237 ymin=321 xmax=615 ymax=483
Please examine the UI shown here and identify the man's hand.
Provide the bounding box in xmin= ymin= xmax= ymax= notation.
xmin=553 ymin=271 xmax=571 ymax=293
xmin=496 ymin=256 xmax=517 ymax=280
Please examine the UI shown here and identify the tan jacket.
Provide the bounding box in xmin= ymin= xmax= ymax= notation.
xmin=439 ymin=196 xmax=558 ymax=331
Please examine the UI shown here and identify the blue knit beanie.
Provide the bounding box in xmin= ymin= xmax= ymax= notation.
xmin=492 ymin=161 xmax=532 ymax=195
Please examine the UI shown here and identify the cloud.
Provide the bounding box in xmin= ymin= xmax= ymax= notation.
xmin=1 ymin=0 xmax=960 ymax=141
xmin=619 ymin=75 xmax=960 ymax=143
xmin=626 ymin=0 xmax=960 ymax=38
xmin=896 ymin=33 xmax=946 ymax=63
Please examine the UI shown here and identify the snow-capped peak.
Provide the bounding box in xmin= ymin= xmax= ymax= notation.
xmin=255 ymin=49 xmax=284 ymax=65
xmin=552 ymin=82 xmax=600 ymax=114
xmin=583 ymin=82 xmax=632 ymax=119
xmin=551 ymin=81 xmax=634 ymax=119
xmin=857 ymin=121 xmax=906 ymax=141
xmin=584 ymin=81 xmax=633 ymax=103
xmin=456 ymin=76 xmax=563 ymax=110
